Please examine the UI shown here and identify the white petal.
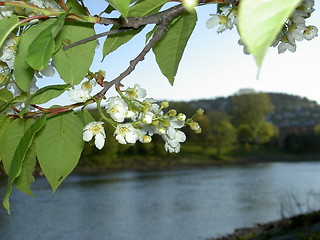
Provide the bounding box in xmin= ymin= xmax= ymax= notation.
xmin=166 ymin=126 xmax=176 ymax=139
xmin=116 ymin=134 xmax=126 ymax=144
xmin=170 ymin=119 xmax=184 ymax=128
xmin=125 ymin=132 xmax=138 ymax=144
xmin=168 ymin=138 xmax=179 ymax=147
xmin=94 ymin=133 xmax=105 ymax=149
xmin=83 ymin=130 xmax=93 ymax=142
xmin=176 ymin=131 xmax=186 ymax=143
xmin=206 ymin=16 xmax=219 ymax=29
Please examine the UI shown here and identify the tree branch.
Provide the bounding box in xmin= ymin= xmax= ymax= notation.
xmin=63 ymin=28 xmax=131 ymax=51
xmin=94 ymin=4 xmax=186 ymax=99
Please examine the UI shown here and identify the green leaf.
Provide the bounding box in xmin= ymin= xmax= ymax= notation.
xmin=13 ymin=143 xmax=37 ymax=197
xmin=102 ymin=0 xmax=168 ymax=59
xmin=29 ymin=84 xmax=71 ymax=105
xmin=26 ymin=13 xmax=67 ymax=71
xmin=52 ymin=21 xmax=96 ymax=85
xmin=0 ymin=95 xmax=26 ymax=115
xmin=77 ymin=109 xmax=95 ymax=126
xmin=66 ymin=0 xmax=87 ymax=15
xmin=128 ymin=0 xmax=168 ymax=17
xmin=0 ymin=16 xmax=20 ymax=50
xmin=0 ymin=119 xmax=33 ymax=174
xmin=2 ymin=116 xmax=46 ymax=214
xmin=238 ymin=0 xmax=301 ymax=66
xmin=14 ymin=19 xmax=56 ymax=91
xmin=35 ymin=112 xmax=84 ymax=192
xmin=153 ymin=11 xmax=197 ymax=85
xmin=0 ymin=115 xmax=11 ymax=162
xmin=105 ymin=0 xmax=130 ymax=17
xmin=0 ymin=88 xmax=13 ymax=102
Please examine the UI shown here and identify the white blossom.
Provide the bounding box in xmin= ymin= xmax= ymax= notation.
xmin=142 ymin=112 xmax=154 ymax=124
xmin=68 ymin=88 xmax=91 ymax=103
xmin=106 ymin=96 xmax=129 ymax=122
xmin=162 ymin=126 xmax=186 ymax=153
xmin=29 ymin=0 xmax=61 ymax=9
xmin=278 ymin=41 xmax=296 ymax=54
xmin=125 ymin=84 xmax=147 ymax=99
xmin=83 ymin=122 xmax=106 ymax=149
xmin=0 ymin=6 xmax=13 ymax=19
xmin=0 ymin=36 xmax=16 ymax=69
xmin=81 ymin=79 xmax=96 ymax=93
xmin=304 ymin=25 xmax=318 ymax=40
xmin=272 ymin=0 xmax=317 ymax=54
xmin=114 ymin=123 xmax=139 ymax=144
xmin=206 ymin=6 xmax=236 ymax=33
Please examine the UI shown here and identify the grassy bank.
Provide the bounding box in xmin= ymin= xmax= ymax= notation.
xmin=75 ymin=144 xmax=320 ymax=174
xmin=211 ymin=210 xmax=320 ymax=240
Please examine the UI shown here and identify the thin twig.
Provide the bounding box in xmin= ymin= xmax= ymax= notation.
xmin=63 ymin=28 xmax=131 ymax=51
xmin=94 ymin=5 xmax=185 ymax=99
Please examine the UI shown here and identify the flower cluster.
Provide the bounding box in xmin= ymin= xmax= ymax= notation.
xmin=272 ymin=0 xmax=318 ymax=54
xmin=206 ymin=6 xmax=238 ymax=33
xmin=205 ymin=0 xmax=318 ymax=55
xmin=81 ymin=84 xmax=203 ymax=153
xmin=68 ymin=79 xmax=96 ymax=103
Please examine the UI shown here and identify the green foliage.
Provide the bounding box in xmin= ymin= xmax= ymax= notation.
xmin=102 ymin=0 xmax=168 ymax=59
xmin=0 ymin=15 xmax=19 ymax=49
xmin=26 ymin=13 xmax=67 ymax=70
xmin=238 ymin=0 xmax=301 ymax=66
xmin=284 ymin=133 xmax=320 ymax=154
xmin=35 ymin=112 xmax=84 ymax=192
xmin=231 ymin=92 xmax=275 ymax=143
xmin=208 ymin=112 xmax=237 ymax=156
xmin=14 ymin=20 xmax=56 ymax=91
xmin=52 ymin=21 xmax=96 ymax=85
xmin=153 ymin=11 xmax=197 ymax=85
xmin=1 ymin=116 xmax=46 ymax=214
xmin=104 ymin=0 xmax=130 ymax=17
xmin=29 ymin=84 xmax=71 ymax=104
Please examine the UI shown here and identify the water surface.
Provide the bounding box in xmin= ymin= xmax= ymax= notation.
xmin=1 ymin=161 xmax=320 ymax=240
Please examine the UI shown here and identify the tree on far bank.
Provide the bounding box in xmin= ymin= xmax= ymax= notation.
xmin=207 ymin=111 xmax=237 ymax=157
xmin=231 ymin=92 xmax=276 ymax=144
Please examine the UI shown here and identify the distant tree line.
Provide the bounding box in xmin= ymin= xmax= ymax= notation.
xmin=78 ymin=92 xmax=320 ymax=170
xmin=284 ymin=125 xmax=320 ymax=153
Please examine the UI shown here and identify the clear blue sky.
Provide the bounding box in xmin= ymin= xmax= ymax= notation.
xmin=49 ymin=1 xmax=320 ymax=104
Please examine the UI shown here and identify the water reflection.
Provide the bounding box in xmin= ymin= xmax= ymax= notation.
xmin=1 ymin=162 xmax=320 ymax=240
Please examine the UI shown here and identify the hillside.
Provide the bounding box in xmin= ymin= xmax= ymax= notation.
xmin=189 ymin=92 xmax=320 ymax=128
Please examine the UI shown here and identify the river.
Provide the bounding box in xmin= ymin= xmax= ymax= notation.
xmin=1 ymin=161 xmax=320 ymax=240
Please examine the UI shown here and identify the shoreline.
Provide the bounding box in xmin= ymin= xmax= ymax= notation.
xmin=210 ymin=210 xmax=320 ymax=240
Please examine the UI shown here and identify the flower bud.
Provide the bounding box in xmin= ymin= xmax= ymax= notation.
xmin=152 ymin=120 xmax=159 ymax=126
xmin=163 ymin=119 xmax=171 ymax=127
xmin=168 ymin=109 xmax=177 ymax=117
xmin=194 ymin=128 xmax=202 ymax=134
xmin=197 ymin=108 xmax=204 ymax=116
xmin=158 ymin=127 xmax=166 ymax=135
xmin=142 ymin=135 xmax=152 ymax=143
xmin=190 ymin=122 xmax=200 ymax=131
xmin=182 ymin=0 xmax=198 ymax=12
xmin=177 ymin=113 xmax=186 ymax=121
xmin=161 ymin=101 xmax=169 ymax=108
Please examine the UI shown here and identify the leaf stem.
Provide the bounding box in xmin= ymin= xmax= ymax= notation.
xmin=96 ymin=99 xmax=116 ymax=128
